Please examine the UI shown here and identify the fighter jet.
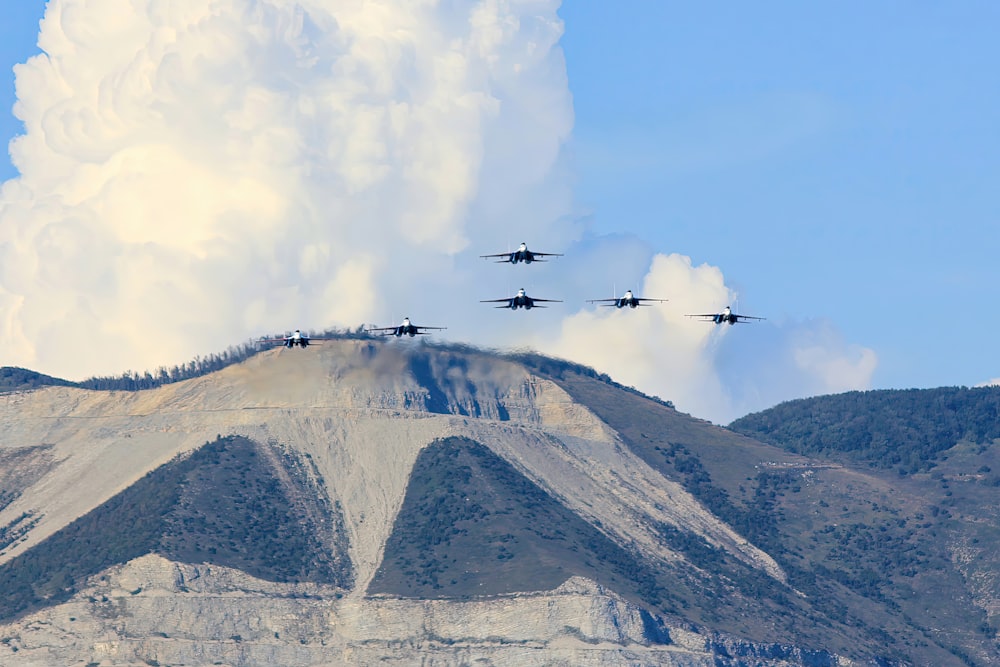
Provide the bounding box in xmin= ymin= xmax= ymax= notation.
xmin=481 ymin=288 xmax=562 ymax=310
xmin=259 ymin=330 xmax=328 ymax=348
xmin=480 ymin=242 xmax=562 ymax=265
xmin=366 ymin=317 xmax=447 ymax=337
xmin=686 ymin=306 xmax=765 ymax=325
xmin=587 ymin=290 xmax=667 ymax=309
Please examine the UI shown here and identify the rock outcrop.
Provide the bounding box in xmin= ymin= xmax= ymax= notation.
xmin=1 ymin=554 xmax=837 ymax=667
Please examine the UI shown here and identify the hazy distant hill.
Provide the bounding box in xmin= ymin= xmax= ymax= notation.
xmin=727 ymin=386 xmax=1000 ymax=665
xmin=729 ymin=386 xmax=1000 ymax=473
xmin=0 ymin=341 xmax=997 ymax=665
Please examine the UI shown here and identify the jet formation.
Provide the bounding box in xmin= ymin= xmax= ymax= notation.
xmin=260 ymin=241 xmax=766 ymax=346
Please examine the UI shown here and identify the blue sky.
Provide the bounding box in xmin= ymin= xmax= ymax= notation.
xmin=558 ymin=2 xmax=1000 ymax=390
xmin=0 ymin=2 xmax=997 ymax=421
xmin=0 ymin=3 xmax=43 ymax=183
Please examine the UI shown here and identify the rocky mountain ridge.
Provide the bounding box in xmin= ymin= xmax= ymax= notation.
xmin=1 ymin=339 xmax=996 ymax=665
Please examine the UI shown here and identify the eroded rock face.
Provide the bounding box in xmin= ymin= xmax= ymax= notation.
xmin=0 ymin=554 xmax=837 ymax=667
xmin=0 ymin=342 xmax=782 ymax=596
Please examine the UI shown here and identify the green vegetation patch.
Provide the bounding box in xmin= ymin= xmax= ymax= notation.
xmin=0 ymin=452 xmax=183 ymax=622
xmin=0 ymin=435 xmax=351 ymax=624
xmin=535 ymin=365 xmax=992 ymax=665
xmin=158 ymin=436 xmax=351 ymax=585
xmin=729 ymin=386 xmax=1000 ymax=473
xmin=0 ymin=511 xmax=41 ymax=553
xmin=0 ymin=367 xmax=74 ymax=393
xmin=368 ymin=436 xmax=673 ymax=611
xmin=368 ymin=435 xmax=882 ymax=657
xmin=0 ymin=444 xmax=57 ymax=515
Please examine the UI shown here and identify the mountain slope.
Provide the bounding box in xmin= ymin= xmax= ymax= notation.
xmin=0 ymin=435 xmax=351 ymax=622
xmin=729 ymin=386 xmax=1000 ymax=473
xmin=0 ymin=341 xmax=996 ymax=665
xmin=370 ymin=435 xmax=673 ymax=602
xmin=729 ymin=387 xmax=1000 ymax=663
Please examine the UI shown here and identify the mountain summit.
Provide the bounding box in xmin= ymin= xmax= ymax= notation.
xmin=0 ymin=340 xmax=996 ymax=665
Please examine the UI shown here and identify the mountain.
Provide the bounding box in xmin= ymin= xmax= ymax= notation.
xmin=729 ymin=386 xmax=1000 ymax=474
xmin=0 ymin=340 xmax=996 ymax=666
xmin=730 ymin=387 xmax=1000 ymax=663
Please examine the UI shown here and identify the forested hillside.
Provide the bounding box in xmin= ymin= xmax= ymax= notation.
xmin=0 ymin=367 xmax=75 ymax=392
xmin=0 ymin=435 xmax=350 ymax=623
xmin=729 ymin=386 xmax=1000 ymax=474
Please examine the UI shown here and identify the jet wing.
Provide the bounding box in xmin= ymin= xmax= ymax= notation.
xmin=733 ymin=314 xmax=766 ymax=322
xmin=521 ymin=252 xmax=563 ymax=263
xmin=259 ymin=335 xmax=318 ymax=342
xmin=479 ymin=252 xmax=511 ymax=259
xmin=365 ymin=327 xmax=401 ymax=335
xmin=586 ymin=298 xmax=617 ymax=304
xmin=480 ymin=298 xmax=514 ymax=309
xmin=412 ymin=325 xmax=447 ymax=330
xmin=525 ymin=298 xmax=562 ymax=307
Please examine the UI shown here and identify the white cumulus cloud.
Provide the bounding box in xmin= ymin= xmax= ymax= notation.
xmin=1 ymin=0 xmax=572 ymax=379
xmin=0 ymin=0 xmax=875 ymax=422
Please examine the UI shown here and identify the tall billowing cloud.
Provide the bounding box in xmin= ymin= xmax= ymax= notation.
xmin=0 ymin=0 xmax=874 ymax=422
xmin=0 ymin=0 xmax=573 ymax=378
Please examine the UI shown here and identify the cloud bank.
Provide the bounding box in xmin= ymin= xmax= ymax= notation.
xmin=1 ymin=0 xmax=574 ymax=376
xmin=0 ymin=0 xmax=874 ymax=422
